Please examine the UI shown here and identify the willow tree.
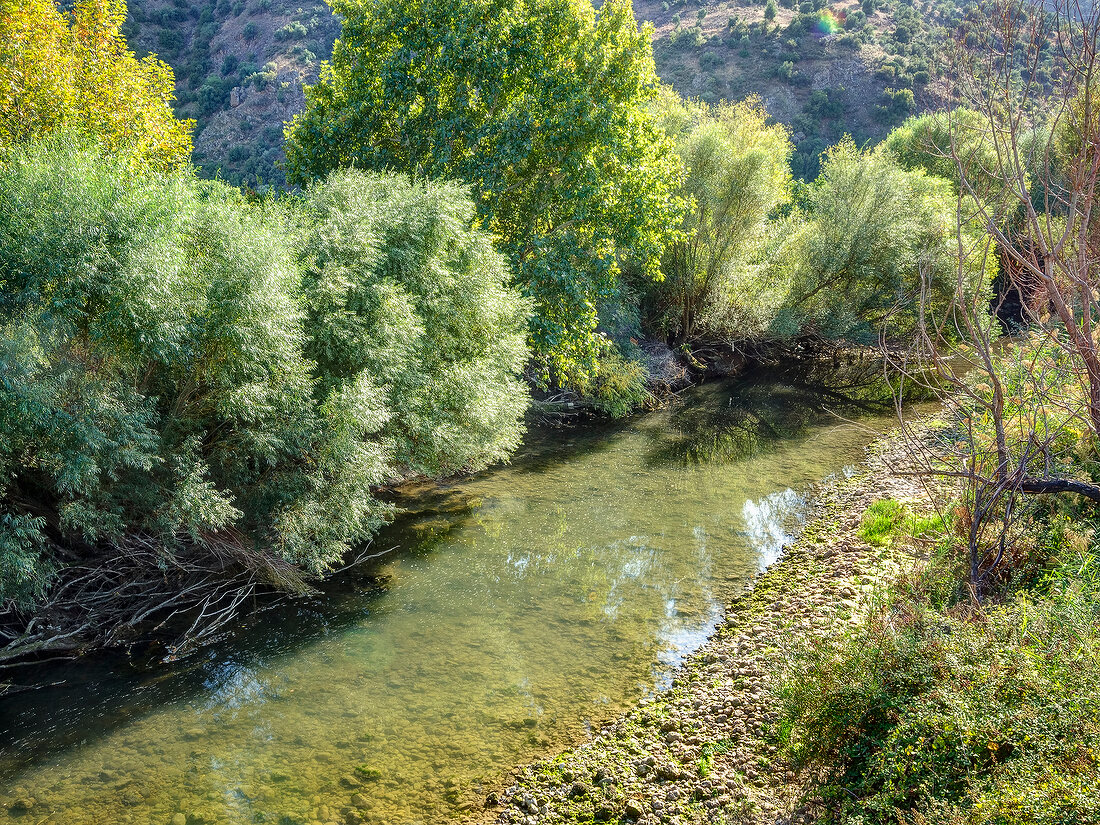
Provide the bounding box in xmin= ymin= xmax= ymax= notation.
xmin=0 ymin=142 xmax=529 ymax=660
xmin=768 ymin=139 xmax=989 ymax=342
xmin=284 ymin=0 xmax=685 ymax=385
xmin=0 ymin=0 xmax=191 ymax=170
xmin=647 ymin=92 xmax=793 ymax=343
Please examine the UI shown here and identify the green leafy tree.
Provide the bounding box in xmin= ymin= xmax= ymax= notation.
xmin=771 ymin=139 xmax=991 ymax=341
xmin=0 ymin=140 xmax=529 ymax=627
xmin=284 ymin=0 xmax=685 ymax=386
xmin=297 ymin=170 xmax=531 ymax=479
xmin=647 ymin=91 xmax=794 ymax=342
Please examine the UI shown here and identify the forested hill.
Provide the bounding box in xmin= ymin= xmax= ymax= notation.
xmin=637 ymin=0 xmax=959 ymax=178
xmin=125 ymin=0 xmax=963 ymax=187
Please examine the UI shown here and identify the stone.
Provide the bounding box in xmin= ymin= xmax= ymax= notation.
xmin=568 ymin=782 xmax=588 ymax=798
xmin=170 ymin=815 xmax=187 ymax=825
xmin=624 ymin=798 xmax=644 ymax=820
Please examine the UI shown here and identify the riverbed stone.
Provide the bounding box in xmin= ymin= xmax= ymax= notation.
xmin=8 ymin=797 xmax=35 ymax=813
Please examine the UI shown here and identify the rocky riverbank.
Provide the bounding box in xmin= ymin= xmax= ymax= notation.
xmin=479 ymin=427 xmax=941 ymax=825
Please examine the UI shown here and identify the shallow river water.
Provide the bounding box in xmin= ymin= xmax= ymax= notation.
xmin=0 ymin=376 xmax=900 ymax=825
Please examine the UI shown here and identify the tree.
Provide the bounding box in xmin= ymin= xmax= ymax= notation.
xmin=0 ymin=140 xmax=529 ymax=661
xmin=772 ymin=139 xmax=987 ymax=342
xmin=890 ymin=0 xmax=1100 ymax=598
xmin=0 ymin=0 xmax=192 ymax=171
xmin=646 ymin=92 xmax=794 ymax=342
xmin=297 ymin=170 xmax=531 ymax=480
xmin=764 ymin=0 xmax=778 ymax=23
xmin=284 ymin=0 xmax=685 ymax=385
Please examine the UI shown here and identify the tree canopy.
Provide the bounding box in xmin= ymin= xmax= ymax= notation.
xmin=0 ymin=0 xmax=192 ymax=171
xmin=648 ymin=92 xmax=793 ymax=342
xmin=284 ymin=0 xmax=685 ymax=384
xmin=769 ymin=140 xmax=991 ymax=341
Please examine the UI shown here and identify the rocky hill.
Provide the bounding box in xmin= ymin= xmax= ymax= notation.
xmin=124 ymin=0 xmax=340 ymax=188
xmin=636 ymin=0 xmax=959 ymax=177
xmin=126 ymin=0 xmax=962 ymax=187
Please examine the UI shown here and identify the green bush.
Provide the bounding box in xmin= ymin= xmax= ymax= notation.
xmin=768 ymin=139 xmax=993 ymax=343
xmin=859 ymin=498 xmax=949 ymax=548
xmin=648 ymin=92 xmax=793 ymax=343
xmin=0 ymin=140 xmax=530 ymax=604
xmin=296 ymin=169 xmax=531 ymax=478
xmin=275 ymin=21 xmax=307 ymax=40
xmin=858 ymin=499 xmax=906 ymax=546
xmin=780 ymin=531 xmax=1100 ymax=824
xmin=581 ymin=351 xmax=652 ymax=418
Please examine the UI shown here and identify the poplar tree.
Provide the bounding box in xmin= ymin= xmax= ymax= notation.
xmin=285 ymin=0 xmax=685 ymax=385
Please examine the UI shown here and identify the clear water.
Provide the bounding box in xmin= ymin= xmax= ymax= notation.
xmin=0 ymin=376 xmax=899 ymax=825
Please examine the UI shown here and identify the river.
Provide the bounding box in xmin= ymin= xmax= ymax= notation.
xmin=0 ymin=374 xmax=901 ymax=825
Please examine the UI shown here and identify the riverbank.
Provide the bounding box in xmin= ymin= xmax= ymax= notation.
xmin=481 ymin=425 xmax=943 ymax=825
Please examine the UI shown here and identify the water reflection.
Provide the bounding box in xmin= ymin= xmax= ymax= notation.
xmin=650 ymin=369 xmax=893 ymax=467
xmin=0 ymin=376 xmax=900 ymax=825
xmin=742 ymin=488 xmax=807 ymax=567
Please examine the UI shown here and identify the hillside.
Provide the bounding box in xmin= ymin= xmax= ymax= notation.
xmin=124 ymin=0 xmax=340 ymax=188
xmin=636 ymin=0 xmax=958 ymax=177
xmin=127 ymin=0 xmax=962 ymax=185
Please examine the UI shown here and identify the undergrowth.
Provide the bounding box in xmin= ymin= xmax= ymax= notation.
xmin=780 ymin=498 xmax=1100 ymax=824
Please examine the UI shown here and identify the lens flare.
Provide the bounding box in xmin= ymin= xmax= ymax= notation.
xmin=815 ymin=8 xmax=843 ymax=35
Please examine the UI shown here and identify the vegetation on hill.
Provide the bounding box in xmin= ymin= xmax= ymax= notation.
xmin=636 ymin=0 xmax=964 ymax=179
xmin=122 ymin=0 xmax=340 ymax=187
xmin=0 ymin=0 xmax=192 ymax=170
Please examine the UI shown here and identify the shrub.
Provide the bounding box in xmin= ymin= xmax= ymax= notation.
xmin=768 ymin=139 xmax=992 ymax=343
xmin=780 ymin=544 xmax=1100 ymax=824
xmin=275 ymin=20 xmax=307 ymax=40
xmin=648 ymin=93 xmax=793 ymax=343
xmin=245 ymin=62 xmax=278 ymax=89
xmin=582 ymin=352 xmax=652 ymax=418
xmin=296 ymin=170 xmax=531 ymax=478
xmin=0 ymin=141 xmax=530 ymax=607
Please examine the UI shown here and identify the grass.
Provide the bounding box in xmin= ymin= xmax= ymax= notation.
xmin=699 ymin=738 xmax=737 ymax=778
xmin=858 ymin=498 xmax=949 ymax=548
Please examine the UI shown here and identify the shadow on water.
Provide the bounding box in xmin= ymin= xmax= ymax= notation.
xmin=648 ymin=365 xmax=896 ymax=468
xmin=0 ymin=424 xmax=643 ymax=776
xmin=0 ymin=372 xmax=904 ymax=825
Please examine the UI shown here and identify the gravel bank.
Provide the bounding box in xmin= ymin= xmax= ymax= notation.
xmin=479 ymin=430 xmax=936 ymax=825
